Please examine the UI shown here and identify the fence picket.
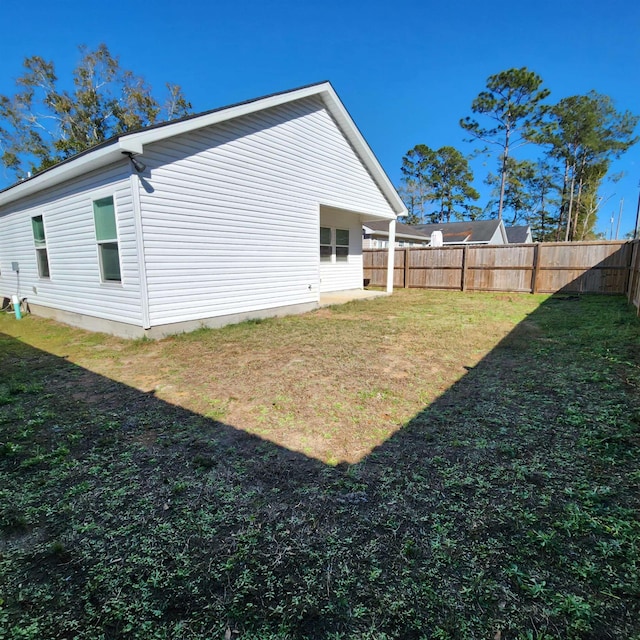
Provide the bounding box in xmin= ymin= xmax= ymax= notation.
xmin=363 ymin=241 xmax=637 ymax=303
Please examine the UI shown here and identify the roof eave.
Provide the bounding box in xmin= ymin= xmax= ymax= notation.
xmin=1 ymin=82 xmax=406 ymax=217
xmin=127 ymin=81 xmax=405 ymax=215
xmin=0 ymin=139 xmax=141 ymax=207
xmin=319 ymin=85 xmax=405 ymax=217
xmin=363 ymin=227 xmax=430 ymax=241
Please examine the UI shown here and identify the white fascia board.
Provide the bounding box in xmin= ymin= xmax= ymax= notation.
xmin=360 ymin=213 xmax=396 ymax=223
xmin=0 ymin=139 xmax=139 ymax=207
xmin=123 ymin=83 xmax=332 ymax=148
xmin=397 ymin=233 xmax=431 ymax=241
xmin=322 ymin=202 xmax=395 ymax=221
xmin=363 ymin=226 xmax=430 ymax=241
xmin=0 ymin=82 xmax=407 ymax=217
xmin=363 ymin=225 xmax=389 ymax=236
xmin=124 ymin=83 xmax=406 ymax=218
xmin=320 ymin=85 xmax=406 ymax=218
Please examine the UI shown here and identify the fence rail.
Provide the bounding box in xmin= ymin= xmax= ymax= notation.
xmin=364 ymin=241 xmax=635 ymax=298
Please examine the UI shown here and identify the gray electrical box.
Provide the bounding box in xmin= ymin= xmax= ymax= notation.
xmin=11 ymin=262 xmax=19 ymax=272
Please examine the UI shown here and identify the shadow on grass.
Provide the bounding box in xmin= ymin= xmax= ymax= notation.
xmin=1 ymin=294 xmax=639 ymax=639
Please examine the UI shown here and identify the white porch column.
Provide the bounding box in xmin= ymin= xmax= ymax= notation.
xmin=386 ymin=218 xmax=396 ymax=293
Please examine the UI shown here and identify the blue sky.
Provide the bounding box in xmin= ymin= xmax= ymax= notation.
xmin=1 ymin=0 xmax=639 ymax=236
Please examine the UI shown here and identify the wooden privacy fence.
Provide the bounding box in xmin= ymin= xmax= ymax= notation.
xmin=364 ymin=241 xmax=634 ymax=296
xmin=628 ymin=240 xmax=640 ymax=315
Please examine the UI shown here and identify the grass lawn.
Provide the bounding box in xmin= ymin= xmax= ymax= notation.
xmin=0 ymin=290 xmax=639 ymax=639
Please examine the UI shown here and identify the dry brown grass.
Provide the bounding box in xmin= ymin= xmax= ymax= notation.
xmin=0 ymin=289 xmax=543 ymax=463
xmin=3 ymin=291 xmax=640 ymax=638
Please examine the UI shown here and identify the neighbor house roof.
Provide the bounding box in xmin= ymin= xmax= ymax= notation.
xmin=363 ymin=220 xmax=431 ymax=241
xmin=414 ymin=219 xmax=506 ymax=244
xmin=0 ymin=81 xmax=406 ymax=217
xmin=505 ymin=225 xmax=533 ymax=243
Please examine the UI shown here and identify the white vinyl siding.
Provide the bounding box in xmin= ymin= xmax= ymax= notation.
xmin=140 ymin=95 xmax=394 ymax=325
xmin=319 ymin=207 xmax=363 ymax=293
xmin=489 ymin=226 xmax=507 ymax=245
xmin=0 ymin=92 xmax=397 ymax=333
xmin=0 ymin=163 xmax=143 ymax=325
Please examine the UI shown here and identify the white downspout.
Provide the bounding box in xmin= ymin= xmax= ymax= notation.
xmin=130 ymin=171 xmax=151 ymax=330
xmin=386 ymin=218 xmax=396 ymax=294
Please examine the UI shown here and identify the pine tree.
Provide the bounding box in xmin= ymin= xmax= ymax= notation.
xmin=460 ymin=67 xmax=549 ymax=221
xmin=399 ymin=145 xmax=478 ymax=223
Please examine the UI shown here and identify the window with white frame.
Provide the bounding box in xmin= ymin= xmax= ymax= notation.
xmin=93 ymin=196 xmax=121 ymax=282
xmin=335 ymin=228 xmax=349 ymax=262
xmin=320 ymin=226 xmax=332 ymax=262
xmin=319 ymin=226 xmax=350 ymax=263
xmin=31 ymin=215 xmax=50 ymax=278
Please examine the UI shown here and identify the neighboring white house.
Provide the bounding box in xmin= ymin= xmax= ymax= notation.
xmin=0 ymin=82 xmax=405 ymax=338
xmin=363 ymin=220 xmax=431 ymax=248
xmin=414 ymin=219 xmax=508 ymax=245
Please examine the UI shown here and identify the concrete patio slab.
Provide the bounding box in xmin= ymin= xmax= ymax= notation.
xmin=319 ymin=289 xmax=389 ymax=307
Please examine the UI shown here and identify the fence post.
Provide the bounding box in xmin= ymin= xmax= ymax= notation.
xmin=627 ymin=241 xmax=637 ymax=302
xmin=627 ymin=243 xmax=636 ymax=302
xmin=623 ymin=242 xmax=632 ymax=300
xmin=403 ymin=249 xmax=409 ymax=288
xmin=461 ymin=245 xmax=468 ymax=291
xmin=531 ymin=243 xmax=540 ymax=294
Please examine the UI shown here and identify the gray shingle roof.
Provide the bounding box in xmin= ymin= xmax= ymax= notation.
xmin=414 ymin=219 xmax=502 ymax=243
xmin=505 ymin=226 xmax=532 ymax=243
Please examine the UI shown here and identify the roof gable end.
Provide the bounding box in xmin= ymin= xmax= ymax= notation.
xmin=0 ymin=82 xmax=406 ymax=216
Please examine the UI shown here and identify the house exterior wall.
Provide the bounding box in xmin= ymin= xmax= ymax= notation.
xmin=363 ymin=236 xmax=380 ymax=249
xmin=319 ymin=207 xmax=364 ymax=293
xmin=0 ymin=92 xmax=398 ymax=337
xmin=489 ymin=225 xmax=507 ymax=245
xmin=138 ymin=95 xmax=395 ymax=325
xmin=0 ymin=164 xmax=144 ymax=327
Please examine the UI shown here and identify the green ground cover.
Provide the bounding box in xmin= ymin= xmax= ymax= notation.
xmin=0 ymin=291 xmax=639 ymax=639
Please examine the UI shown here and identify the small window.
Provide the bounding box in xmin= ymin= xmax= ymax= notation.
xmin=320 ymin=226 xmax=332 ymax=262
xmin=32 ymin=215 xmax=50 ymax=278
xmin=335 ymin=228 xmax=349 ymax=262
xmin=320 ymin=226 xmax=351 ymax=263
xmin=93 ymin=196 xmax=121 ymax=282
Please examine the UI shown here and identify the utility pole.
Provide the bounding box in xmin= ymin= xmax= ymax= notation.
xmin=609 ymin=212 xmax=615 ymax=240
xmin=615 ymin=198 xmax=623 ymax=240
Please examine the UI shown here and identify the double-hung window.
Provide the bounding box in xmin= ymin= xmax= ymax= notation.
xmin=32 ymin=215 xmax=50 ymax=278
xmin=93 ymin=196 xmax=121 ymax=282
xmin=319 ymin=227 xmax=350 ymax=263
xmin=335 ymin=229 xmax=349 ymax=262
xmin=320 ymin=227 xmax=332 ymax=262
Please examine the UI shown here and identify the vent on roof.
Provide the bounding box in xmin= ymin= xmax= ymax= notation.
xmin=430 ymin=230 xmax=443 ymax=247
